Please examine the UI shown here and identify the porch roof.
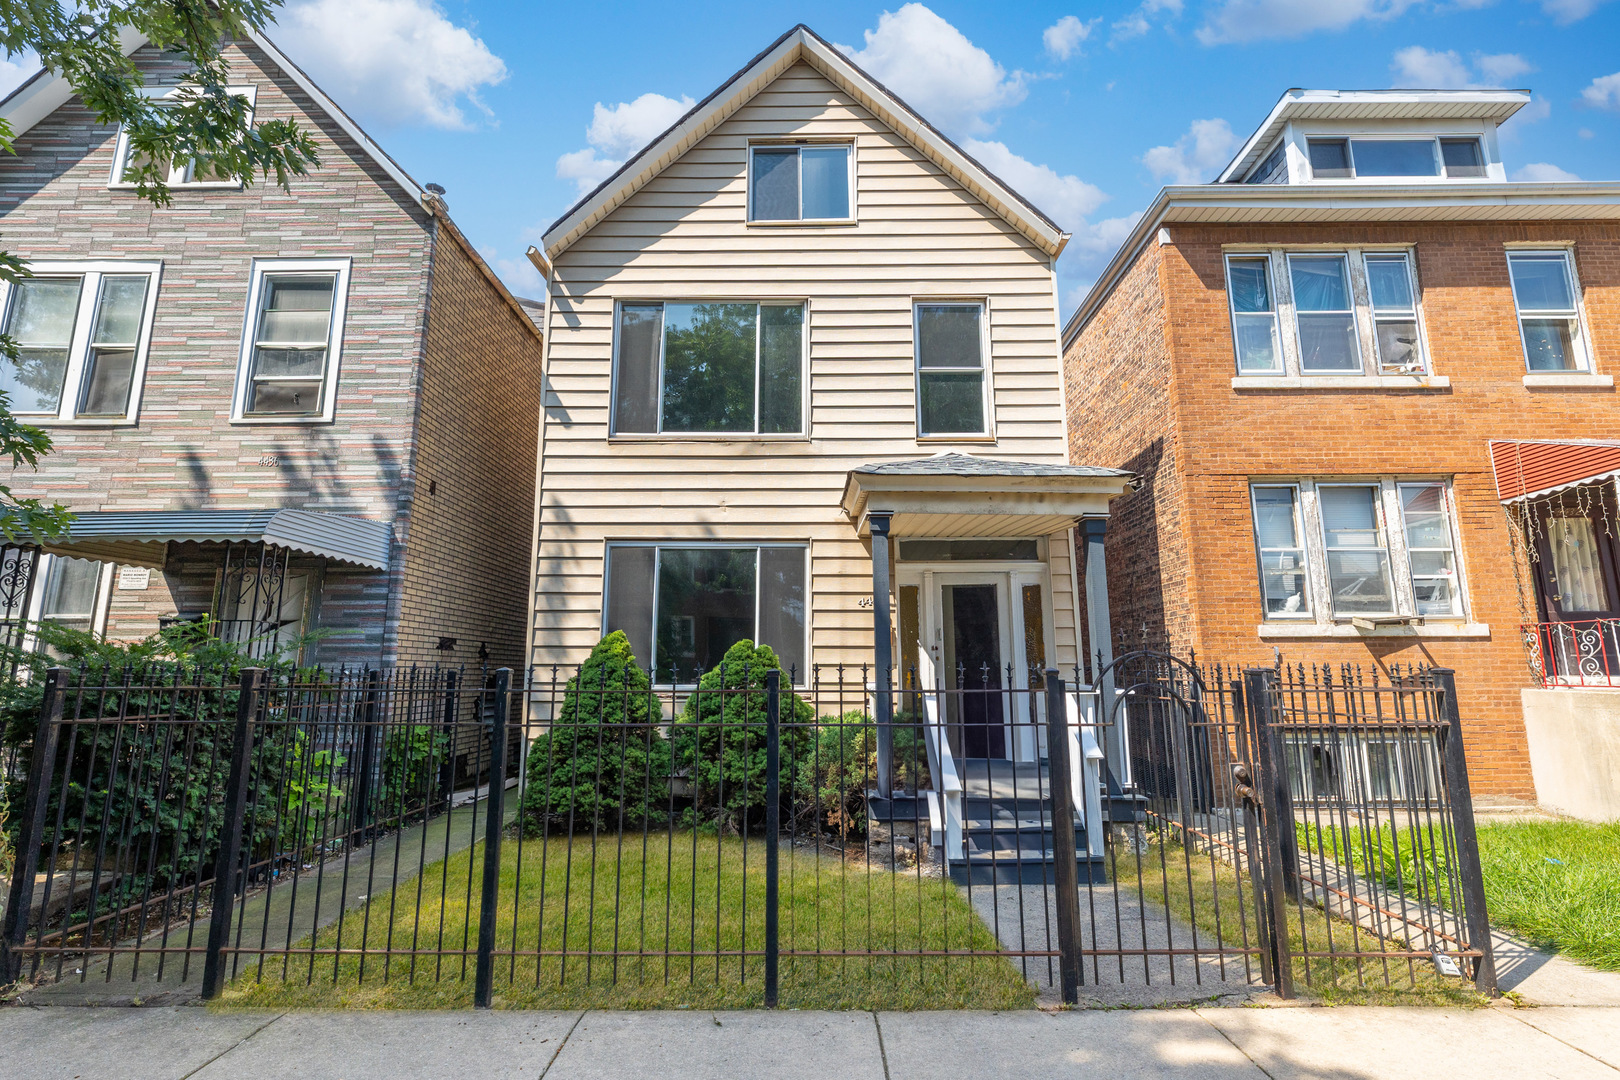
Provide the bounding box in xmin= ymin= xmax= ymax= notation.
xmin=841 ymin=453 xmax=1136 ymax=538
xmin=1490 ymin=439 xmax=1620 ymax=502
xmin=41 ymin=509 xmax=393 ymax=570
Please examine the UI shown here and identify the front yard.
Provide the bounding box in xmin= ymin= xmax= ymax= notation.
xmin=1477 ymin=818 xmax=1620 ymax=971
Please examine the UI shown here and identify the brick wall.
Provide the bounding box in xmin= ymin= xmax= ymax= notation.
xmin=1067 ymin=219 xmax=1620 ymax=797
xmin=391 ymin=223 xmax=542 ymax=671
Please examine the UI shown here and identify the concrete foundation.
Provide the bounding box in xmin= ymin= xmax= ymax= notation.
xmin=1521 ymin=688 xmax=1620 ymax=822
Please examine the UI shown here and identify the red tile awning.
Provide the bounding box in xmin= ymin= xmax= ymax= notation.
xmin=1490 ymin=439 xmax=1620 ymax=502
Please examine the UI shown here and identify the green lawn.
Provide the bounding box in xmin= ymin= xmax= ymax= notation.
xmin=1476 ymin=819 xmax=1620 ymax=971
xmin=219 ymin=832 xmax=1035 ymax=1011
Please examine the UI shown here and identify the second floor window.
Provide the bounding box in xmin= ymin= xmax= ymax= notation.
xmin=1507 ymin=250 xmax=1590 ymax=373
xmin=233 ymin=259 xmax=350 ymax=422
xmin=0 ymin=262 xmax=161 ymax=424
xmin=612 ymin=301 xmax=805 ymax=435
xmin=749 ymin=144 xmax=852 ymax=222
xmin=915 ymin=302 xmax=989 ymax=437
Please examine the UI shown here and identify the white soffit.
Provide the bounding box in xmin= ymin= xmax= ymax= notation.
xmin=540 ymin=24 xmax=1069 ymax=260
xmin=1218 ymin=88 xmax=1532 ymax=184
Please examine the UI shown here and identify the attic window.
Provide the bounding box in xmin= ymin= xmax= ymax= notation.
xmin=748 ymin=145 xmax=852 ymax=222
xmin=1307 ymin=137 xmax=1487 ymax=181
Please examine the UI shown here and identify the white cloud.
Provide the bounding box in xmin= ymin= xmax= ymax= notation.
xmin=554 ymin=92 xmax=695 ymax=196
xmin=0 ymin=49 xmax=38 ymax=100
xmin=1111 ymin=0 xmax=1184 ymax=43
xmin=1043 ymin=15 xmax=1098 ymax=60
xmin=1499 ymin=93 xmax=1551 ymax=137
xmin=1514 ymin=162 xmax=1582 ymax=181
xmin=1391 ymin=46 xmax=1533 ymax=88
xmin=836 ymin=3 xmax=1026 ymax=136
xmin=961 ymin=138 xmax=1109 ymax=229
xmin=491 ymin=252 xmax=546 ymax=297
xmin=1583 ymin=72 xmax=1620 ymax=110
xmin=1142 ymin=118 xmax=1239 ymax=184
xmin=274 ymin=0 xmax=506 ymax=129
xmin=1197 ymin=0 xmax=1418 ymax=45
xmin=1540 ymin=0 xmax=1612 ymax=22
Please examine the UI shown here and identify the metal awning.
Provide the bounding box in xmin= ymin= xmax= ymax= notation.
xmin=40 ymin=509 xmax=393 ymax=570
xmin=841 ymin=453 xmax=1136 ymax=538
xmin=1490 ymin=440 xmax=1620 ymax=502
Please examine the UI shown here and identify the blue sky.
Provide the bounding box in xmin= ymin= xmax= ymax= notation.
xmin=6 ymin=0 xmax=1620 ymax=310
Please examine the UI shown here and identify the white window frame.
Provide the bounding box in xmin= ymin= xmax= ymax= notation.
xmin=1303 ymin=134 xmax=1487 ymax=183
xmin=1505 ymin=249 xmax=1592 ymax=374
xmin=230 ymin=257 xmax=351 ymax=424
xmin=1224 ymin=254 xmax=1283 ymax=374
xmin=108 ymin=85 xmax=258 ymax=191
xmin=1364 ymin=251 xmax=1427 ymax=375
xmin=1396 ymin=481 xmax=1464 ymax=619
xmin=608 ymin=299 xmax=810 ymax=438
xmin=913 ymin=298 xmax=994 ymax=441
xmin=0 ymin=261 xmax=164 ymax=425
xmin=601 ymin=540 xmax=811 ymax=688
xmin=1286 ymin=252 xmax=1364 ymax=375
xmin=1250 ymin=478 xmax=1470 ymax=625
xmin=18 ymin=554 xmax=114 ymax=646
xmin=1228 ymin=248 xmax=1432 ymax=380
xmin=1315 ymin=481 xmax=1397 ymax=618
xmin=746 ymin=142 xmax=857 ymax=225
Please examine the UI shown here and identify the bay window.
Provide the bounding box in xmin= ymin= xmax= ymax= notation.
xmin=603 ymin=543 xmax=807 ymax=684
xmin=915 ymin=301 xmax=989 ymax=436
xmin=612 ymin=301 xmax=805 ymax=435
xmin=0 ymin=262 xmax=162 ymax=424
xmin=1506 ymin=251 xmax=1589 ymax=373
xmin=1249 ymin=479 xmax=1467 ymax=624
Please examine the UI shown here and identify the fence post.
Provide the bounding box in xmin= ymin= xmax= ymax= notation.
xmin=202 ymin=667 xmax=264 ymax=1000
xmin=474 ymin=667 xmax=512 ymax=1009
xmin=764 ymin=668 xmax=781 ymax=1008
xmin=1227 ymin=678 xmax=1274 ymax=989
xmin=1433 ymin=668 xmax=1498 ymax=996
xmin=1044 ymin=670 xmax=1083 ymax=1004
xmin=1 ymin=666 xmax=68 ymax=986
xmin=351 ymin=667 xmax=383 ymax=836
xmin=1243 ymin=667 xmax=1294 ymax=1000
xmin=437 ymin=668 xmax=460 ymax=804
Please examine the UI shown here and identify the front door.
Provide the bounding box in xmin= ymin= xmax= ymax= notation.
xmin=942 ymin=580 xmax=1007 ymax=758
xmin=1532 ymin=490 xmax=1620 ymax=679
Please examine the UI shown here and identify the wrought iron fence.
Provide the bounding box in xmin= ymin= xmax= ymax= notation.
xmin=1522 ymin=618 xmax=1620 ymax=687
xmin=0 ymin=653 xmax=1496 ymax=1007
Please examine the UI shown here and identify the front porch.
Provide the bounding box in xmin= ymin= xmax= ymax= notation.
xmin=841 ymin=453 xmax=1134 ymax=882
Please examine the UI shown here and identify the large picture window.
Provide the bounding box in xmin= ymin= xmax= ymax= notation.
xmin=0 ymin=262 xmax=162 ymax=424
xmin=1506 ymin=251 xmax=1589 ymax=373
xmin=1248 ymin=479 xmax=1467 ymax=624
xmin=915 ymin=302 xmax=989 ymax=436
xmin=612 ymin=301 xmax=804 ymax=435
xmin=604 ymin=543 xmax=807 ymax=684
xmin=232 ymin=258 xmax=350 ymax=422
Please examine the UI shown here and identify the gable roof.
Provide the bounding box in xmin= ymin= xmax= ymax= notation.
xmin=541 ymin=24 xmax=1069 ymax=260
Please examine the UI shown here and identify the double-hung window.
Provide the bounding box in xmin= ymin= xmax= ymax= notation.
xmin=1248 ymin=479 xmax=1467 ymax=624
xmin=612 ymin=301 xmax=805 ymax=435
xmin=749 ymin=144 xmax=853 ymax=222
xmin=915 ymin=302 xmax=989 ymax=437
xmin=0 ymin=262 xmax=162 ymax=424
xmin=1227 ymin=249 xmax=1430 ymax=379
xmin=1506 ymin=251 xmax=1589 ymax=372
xmin=603 ymin=542 xmax=808 ymax=684
xmin=1289 ymin=255 xmax=1361 ymax=372
xmin=232 ymin=259 xmax=350 ymax=422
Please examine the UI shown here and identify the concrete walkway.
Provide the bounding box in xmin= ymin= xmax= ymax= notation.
xmin=1 ymin=1004 xmax=1617 ymax=1079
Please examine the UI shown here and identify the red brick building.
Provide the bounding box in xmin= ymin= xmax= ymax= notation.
xmin=1063 ymin=90 xmax=1620 ymax=800
xmin=0 ymin=27 xmax=543 ymax=671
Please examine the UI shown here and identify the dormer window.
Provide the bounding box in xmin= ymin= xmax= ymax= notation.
xmin=1306 ymin=137 xmax=1486 ymax=181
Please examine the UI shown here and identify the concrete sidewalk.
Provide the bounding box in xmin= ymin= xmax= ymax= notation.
xmin=1 ymin=1004 xmax=1616 ymax=1079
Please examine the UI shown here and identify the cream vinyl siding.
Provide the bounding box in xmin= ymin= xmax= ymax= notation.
xmin=533 ymin=62 xmax=1074 ymax=674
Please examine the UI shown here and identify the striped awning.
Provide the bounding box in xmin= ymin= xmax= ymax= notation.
xmin=1490 ymin=440 xmax=1620 ymax=502
xmin=41 ymin=509 xmax=392 ymax=570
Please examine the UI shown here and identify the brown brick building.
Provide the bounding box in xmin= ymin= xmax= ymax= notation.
xmin=1063 ymin=90 xmax=1620 ymax=800
xmin=0 ymin=27 xmax=543 ymax=670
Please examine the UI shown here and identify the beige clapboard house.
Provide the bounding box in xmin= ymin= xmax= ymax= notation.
xmin=528 ymin=25 xmax=1132 ymax=763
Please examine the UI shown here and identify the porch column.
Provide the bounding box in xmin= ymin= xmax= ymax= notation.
xmin=1081 ymin=517 xmax=1125 ymax=773
xmin=870 ymin=512 xmax=894 ymax=800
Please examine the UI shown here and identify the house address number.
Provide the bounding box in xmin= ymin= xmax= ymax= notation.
xmin=857 ymin=596 xmax=874 ymax=608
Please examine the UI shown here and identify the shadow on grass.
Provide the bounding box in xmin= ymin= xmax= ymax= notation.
xmin=217 ymin=832 xmax=1036 ymax=1011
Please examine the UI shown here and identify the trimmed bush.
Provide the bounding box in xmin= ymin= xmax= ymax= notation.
xmin=521 ymin=631 xmax=671 ymax=835
xmin=670 ymin=639 xmax=811 ymax=833
xmin=794 ymin=713 xmax=931 ymax=839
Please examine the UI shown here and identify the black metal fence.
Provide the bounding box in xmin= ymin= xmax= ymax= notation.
xmin=0 ymin=653 xmax=1496 ymax=1006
